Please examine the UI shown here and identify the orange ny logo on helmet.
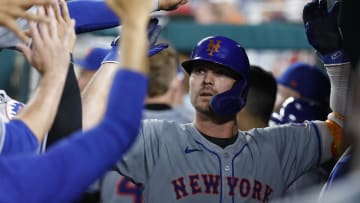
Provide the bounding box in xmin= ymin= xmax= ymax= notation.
xmin=207 ymin=40 xmax=221 ymax=56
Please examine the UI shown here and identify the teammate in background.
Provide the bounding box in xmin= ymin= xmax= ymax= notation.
xmin=83 ymin=1 xmax=351 ymax=201
xmin=271 ymin=97 xmax=329 ymax=125
xmin=0 ymin=0 xmax=154 ymax=202
xmin=74 ymin=47 xmax=110 ymax=91
xmin=100 ymin=45 xmax=191 ymax=203
xmin=236 ymin=65 xmax=277 ymax=131
xmin=273 ymin=62 xmax=330 ymax=114
xmin=143 ymin=45 xmax=192 ymax=123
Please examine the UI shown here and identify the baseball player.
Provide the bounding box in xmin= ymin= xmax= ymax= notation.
xmin=271 ymin=97 xmax=329 ymax=125
xmin=0 ymin=0 xmax=153 ymax=202
xmin=236 ymin=65 xmax=277 ymax=131
xmin=273 ymin=62 xmax=331 ymax=114
xmin=88 ymin=0 xmax=351 ymax=202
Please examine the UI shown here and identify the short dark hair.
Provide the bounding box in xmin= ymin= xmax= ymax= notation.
xmin=245 ymin=65 xmax=277 ymax=123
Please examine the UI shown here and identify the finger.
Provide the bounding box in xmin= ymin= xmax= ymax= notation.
xmin=22 ymin=12 xmax=50 ymax=23
xmin=52 ymin=0 xmax=62 ymax=23
xmin=3 ymin=20 xmax=29 ymax=43
xmin=24 ymin=29 xmax=31 ymax=38
xmin=16 ymin=43 xmax=32 ymax=62
xmin=63 ymin=19 xmax=75 ymax=44
xmin=60 ymin=0 xmax=71 ymax=22
xmin=46 ymin=6 xmax=57 ymax=39
xmin=20 ymin=0 xmax=56 ymax=9
xmin=37 ymin=7 xmax=51 ymax=40
xmin=29 ymin=21 xmax=41 ymax=48
xmin=302 ymin=0 xmax=319 ymax=22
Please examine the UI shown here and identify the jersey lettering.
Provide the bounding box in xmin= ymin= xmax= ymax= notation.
xmin=117 ymin=177 xmax=143 ymax=203
xmin=172 ymin=174 xmax=274 ymax=201
xmin=201 ymin=174 xmax=220 ymax=194
xmin=172 ymin=177 xmax=189 ymax=200
xmin=189 ymin=174 xmax=202 ymax=195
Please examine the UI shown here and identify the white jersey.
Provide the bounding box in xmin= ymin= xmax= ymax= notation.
xmin=0 ymin=90 xmax=25 ymax=153
xmin=101 ymin=119 xmax=332 ymax=203
xmin=0 ymin=90 xmax=46 ymax=154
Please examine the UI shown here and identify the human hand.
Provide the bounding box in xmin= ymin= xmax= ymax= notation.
xmin=303 ymin=0 xmax=350 ymax=64
xmin=53 ymin=0 xmax=76 ymax=53
xmin=102 ymin=18 xmax=168 ymax=64
xmin=303 ymin=0 xmax=342 ymax=55
xmin=0 ymin=0 xmax=55 ymax=43
xmin=17 ymin=6 xmax=75 ymax=76
xmin=105 ymin=0 xmax=153 ymax=25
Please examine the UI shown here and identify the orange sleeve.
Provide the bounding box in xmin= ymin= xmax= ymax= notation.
xmin=325 ymin=119 xmax=344 ymax=159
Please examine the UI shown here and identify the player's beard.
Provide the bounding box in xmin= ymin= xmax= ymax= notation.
xmin=191 ymin=90 xmax=237 ymax=122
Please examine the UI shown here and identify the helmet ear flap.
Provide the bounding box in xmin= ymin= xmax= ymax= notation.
xmin=210 ymin=79 xmax=249 ymax=116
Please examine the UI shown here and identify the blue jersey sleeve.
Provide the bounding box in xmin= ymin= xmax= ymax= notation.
xmin=0 ymin=69 xmax=147 ymax=203
xmin=68 ymin=0 xmax=120 ymax=34
xmin=0 ymin=120 xmax=38 ymax=155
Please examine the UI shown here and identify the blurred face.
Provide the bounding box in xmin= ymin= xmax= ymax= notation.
xmin=273 ymin=84 xmax=301 ymax=113
xmin=189 ymin=62 xmax=236 ymax=114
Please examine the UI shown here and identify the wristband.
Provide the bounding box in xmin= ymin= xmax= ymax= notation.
xmin=320 ymin=50 xmax=351 ymax=66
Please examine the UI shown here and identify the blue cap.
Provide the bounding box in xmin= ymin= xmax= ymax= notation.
xmin=277 ymin=62 xmax=330 ymax=104
xmin=74 ymin=48 xmax=110 ymax=71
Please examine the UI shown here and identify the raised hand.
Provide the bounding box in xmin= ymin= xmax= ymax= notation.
xmin=303 ymin=0 xmax=349 ymax=64
xmin=0 ymin=0 xmax=55 ymax=43
xmin=53 ymin=0 xmax=76 ymax=53
xmin=17 ymin=6 xmax=74 ymax=76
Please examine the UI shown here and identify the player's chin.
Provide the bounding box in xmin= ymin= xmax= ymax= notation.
xmin=194 ymin=103 xmax=211 ymax=113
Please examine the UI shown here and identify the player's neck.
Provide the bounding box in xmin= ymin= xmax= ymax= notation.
xmin=194 ymin=112 xmax=238 ymax=139
xmin=145 ymin=91 xmax=173 ymax=106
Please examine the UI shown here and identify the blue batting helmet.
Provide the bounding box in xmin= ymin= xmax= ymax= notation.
xmin=181 ymin=36 xmax=250 ymax=116
xmin=277 ymin=62 xmax=330 ymax=104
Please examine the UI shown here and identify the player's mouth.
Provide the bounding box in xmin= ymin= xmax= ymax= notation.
xmin=199 ymin=91 xmax=214 ymax=98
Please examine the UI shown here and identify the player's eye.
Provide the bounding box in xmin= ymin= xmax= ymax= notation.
xmin=192 ymin=67 xmax=206 ymax=75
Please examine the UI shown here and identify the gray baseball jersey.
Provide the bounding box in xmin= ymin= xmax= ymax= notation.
xmin=143 ymin=108 xmax=192 ymax=124
xmin=100 ymin=108 xmax=192 ymax=203
xmin=100 ymin=119 xmax=333 ymax=203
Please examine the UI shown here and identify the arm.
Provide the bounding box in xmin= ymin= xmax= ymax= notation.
xmin=303 ymin=0 xmax=351 ymax=160
xmin=67 ymin=0 xmax=188 ymax=34
xmin=15 ymin=2 xmax=73 ymax=143
xmin=0 ymin=0 xmax=151 ymax=202
xmin=46 ymin=62 xmax=83 ymax=148
xmin=47 ymin=1 xmax=82 ymax=147
xmin=82 ymin=17 xmax=166 ymax=129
